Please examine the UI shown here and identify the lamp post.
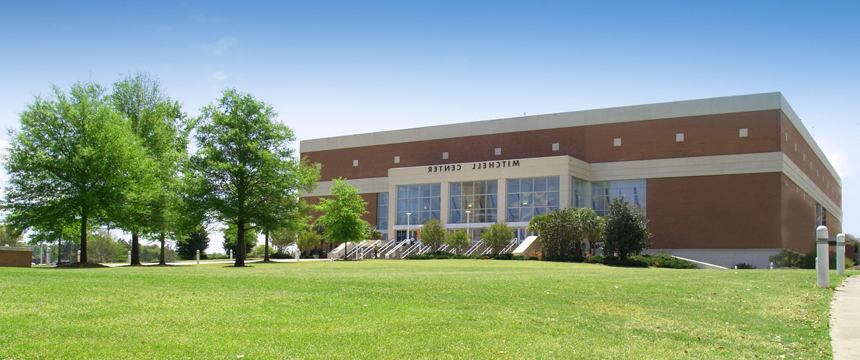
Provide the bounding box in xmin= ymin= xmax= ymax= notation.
xmin=837 ymin=233 xmax=845 ymax=275
xmin=816 ymin=226 xmax=829 ymax=288
xmin=465 ymin=210 xmax=471 ymax=242
xmin=406 ymin=212 xmax=412 ymax=242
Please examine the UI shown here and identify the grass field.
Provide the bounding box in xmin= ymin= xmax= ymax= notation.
xmin=1 ymin=260 xmax=856 ymax=359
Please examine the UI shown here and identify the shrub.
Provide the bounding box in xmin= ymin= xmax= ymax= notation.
xmin=405 ymin=251 xmax=469 ymax=260
xmin=601 ymin=255 xmax=649 ymax=268
xmin=542 ymin=255 xmax=585 ymax=263
xmin=769 ymin=249 xmax=808 ymax=268
xmin=602 ymin=197 xmax=652 ymax=259
xmin=269 ymin=252 xmax=292 ymax=259
xmin=526 ymin=255 xmax=539 ymax=261
xmin=631 ymin=254 xmax=697 ymax=269
xmin=734 ymin=263 xmax=756 ymax=269
xmin=584 ymin=255 xmax=605 ymax=264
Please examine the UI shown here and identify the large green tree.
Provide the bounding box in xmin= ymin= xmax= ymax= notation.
xmin=602 ymin=197 xmax=652 ymax=259
xmin=3 ymin=82 xmax=156 ymax=263
xmin=111 ymin=72 xmax=189 ymax=266
xmin=528 ymin=210 xmax=580 ymax=258
xmin=176 ymin=229 xmax=210 ymax=260
xmin=313 ymin=179 xmax=368 ymax=260
xmin=189 ymin=89 xmax=319 ymax=266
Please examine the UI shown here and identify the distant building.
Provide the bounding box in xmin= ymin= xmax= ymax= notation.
xmin=300 ymin=93 xmax=842 ymax=268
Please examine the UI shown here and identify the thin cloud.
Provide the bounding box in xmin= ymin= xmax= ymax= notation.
xmin=213 ymin=71 xmax=228 ymax=81
xmin=196 ymin=37 xmax=239 ymax=56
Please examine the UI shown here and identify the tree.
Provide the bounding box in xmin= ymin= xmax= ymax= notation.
xmin=482 ymin=222 xmax=513 ymax=254
xmin=296 ymin=231 xmax=323 ymax=253
xmin=313 ymin=179 xmax=369 ymax=260
xmin=111 ymin=72 xmax=189 ymax=266
xmin=0 ymin=224 xmax=24 ymax=247
xmin=269 ymin=229 xmax=297 ymax=254
xmin=419 ymin=219 xmax=445 ymax=252
xmin=87 ymin=229 xmax=128 ymax=263
xmin=527 ymin=210 xmax=580 ymax=258
xmin=602 ymin=197 xmax=652 ymax=259
xmin=188 ymin=89 xmax=319 ymax=266
xmin=176 ymin=230 xmax=210 ymax=260
xmin=3 ymin=82 xmax=156 ymax=263
xmin=366 ymin=225 xmax=383 ymax=240
xmin=578 ymin=209 xmax=605 ymax=255
xmin=445 ymin=229 xmax=471 ymax=254
xmin=223 ymin=224 xmax=257 ymax=257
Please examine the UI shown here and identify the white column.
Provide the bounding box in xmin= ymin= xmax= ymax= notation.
xmin=388 ymin=184 xmax=397 ymax=241
xmin=440 ymin=181 xmax=450 ymax=225
xmin=816 ymin=226 xmax=829 ymax=288
xmin=497 ymin=178 xmax=507 ymax=223
xmin=837 ymin=233 xmax=845 ymax=275
xmin=559 ymin=174 xmax=571 ymax=209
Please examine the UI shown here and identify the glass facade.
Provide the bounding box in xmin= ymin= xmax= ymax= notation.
xmin=396 ymin=183 xmax=441 ymax=226
xmin=571 ymin=177 xmax=587 ymax=208
xmin=591 ymin=180 xmax=646 ymax=217
xmin=507 ymin=176 xmax=560 ymax=222
xmin=450 ymin=180 xmax=498 ymax=223
xmin=377 ymin=193 xmax=389 ymax=240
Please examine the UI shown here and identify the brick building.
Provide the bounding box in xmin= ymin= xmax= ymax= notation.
xmin=300 ymin=92 xmax=842 ymax=268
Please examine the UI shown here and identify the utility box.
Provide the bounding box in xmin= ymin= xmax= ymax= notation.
xmin=0 ymin=247 xmax=33 ymax=267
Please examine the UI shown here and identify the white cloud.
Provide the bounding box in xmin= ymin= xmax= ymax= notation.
xmin=196 ymin=37 xmax=239 ymax=56
xmin=213 ymin=71 xmax=228 ymax=81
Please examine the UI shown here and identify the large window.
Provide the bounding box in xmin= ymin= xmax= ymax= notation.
xmin=507 ymin=176 xmax=560 ymax=222
xmin=377 ymin=193 xmax=389 ymax=240
xmin=396 ymin=184 xmax=441 ymax=226
xmin=450 ymin=180 xmax=498 ymax=223
xmin=591 ymin=180 xmax=646 ymax=217
xmin=571 ymin=177 xmax=587 ymax=208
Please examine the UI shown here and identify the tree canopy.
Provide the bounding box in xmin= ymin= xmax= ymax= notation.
xmin=313 ymin=179 xmax=368 ymax=259
xmin=482 ymin=222 xmax=513 ymax=254
xmin=445 ymin=229 xmax=471 ymax=254
xmin=188 ymin=88 xmax=319 ymax=266
xmin=419 ymin=219 xmax=445 ymax=252
xmin=3 ymin=82 xmax=157 ymax=263
xmin=602 ymin=197 xmax=652 ymax=259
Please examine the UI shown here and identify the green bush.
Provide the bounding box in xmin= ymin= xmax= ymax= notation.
xmin=542 ymin=255 xmax=585 ymax=263
xmin=525 ymin=255 xmax=539 ymax=261
xmin=733 ymin=263 xmax=756 ymax=269
xmin=269 ymin=252 xmax=292 ymax=259
xmin=405 ymin=251 xmax=469 ymax=260
xmin=633 ymin=254 xmax=697 ymax=269
xmin=601 ymin=255 xmax=649 ymax=268
xmin=584 ymin=255 xmax=604 ymax=264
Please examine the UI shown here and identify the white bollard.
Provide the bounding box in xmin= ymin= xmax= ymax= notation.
xmin=77 ymin=250 xmax=80 ymax=263
xmin=128 ymin=250 xmax=131 ymax=265
xmin=47 ymin=251 xmax=50 ymax=267
xmin=294 ymin=251 xmax=300 ymax=261
xmin=196 ymin=250 xmax=200 ymax=265
xmin=769 ymin=262 xmax=774 ymax=270
xmin=837 ymin=233 xmax=845 ymax=275
xmin=816 ymin=226 xmax=829 ymax=288
xmin=229 ymin=250 xmax=233 ymax=260
xmin=734 ymin=265 xmax=737 ymax=270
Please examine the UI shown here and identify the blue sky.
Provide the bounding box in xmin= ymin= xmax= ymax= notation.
xmin=1 ymin=1 xmax=858 ymax=251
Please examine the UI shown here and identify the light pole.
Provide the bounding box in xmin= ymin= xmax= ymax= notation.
xmin=465 ymin=210 xmax=471 ymax=242
xmin=406 ymin=212 xmax=412 ymax=242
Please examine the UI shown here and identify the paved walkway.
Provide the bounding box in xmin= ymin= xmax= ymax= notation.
xmin=832 ymin=275 xmax=860 ymax=360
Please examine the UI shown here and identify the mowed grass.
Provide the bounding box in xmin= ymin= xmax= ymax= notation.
xmin=1 ymin=261 xmax=856 ymax=359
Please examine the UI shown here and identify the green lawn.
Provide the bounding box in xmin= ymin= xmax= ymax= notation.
xmin=1 ymin=261 xmax=855 ymax=359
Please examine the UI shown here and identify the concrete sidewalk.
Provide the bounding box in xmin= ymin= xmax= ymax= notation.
xmin=831 ymin=275 xmax=860 ymax=360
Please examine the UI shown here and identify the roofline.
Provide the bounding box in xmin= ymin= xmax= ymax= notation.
xmin=299 ymin=92 xmax=840 ymax=185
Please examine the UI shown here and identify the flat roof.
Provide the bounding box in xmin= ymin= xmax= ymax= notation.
xmin=300 ymin=92 xmax=839 ymax=184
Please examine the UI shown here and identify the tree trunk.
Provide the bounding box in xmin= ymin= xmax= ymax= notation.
xmin=264 ymin=231 xmax=270 ymax=262
xmin=79 ymin=211 xmax=88 ymax=263
xmin=235 ymin=220 xmax=246 ymax=267
xmin=159 ymin=232 xmax=166 ymax=265
xmin=131 ymin=231 xmax=141 ymax=266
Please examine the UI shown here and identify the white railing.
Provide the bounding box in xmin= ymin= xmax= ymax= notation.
xmin=464 ymin=240 xmax=485 ymax=256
